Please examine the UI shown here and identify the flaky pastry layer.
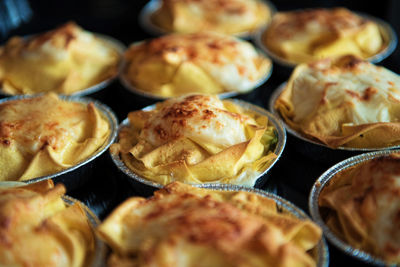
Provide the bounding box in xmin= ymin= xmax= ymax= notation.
xmin=319 ymin=153 xmax=400 ymax=264
xmin=123 ymin=32 xmax=271 ymax=97
xmin=98 ymin=182 xmax=322 ymax=267
xmin=263 ymin=8 xmax=386 ymax=64
xmin=0 ymin=93 xmax=110 ymax=181
xmin=275 ymin=55 xmax=400 ymax=148
xmin=0 ymin=180 xmax=95 ymax=267
xmin=111 ymin=94 xmax=277 ymax=186
xmin=151 ymin=0 xmax=272 ymax=35
xmin=0 ymin=22 xmax=120 ymax=95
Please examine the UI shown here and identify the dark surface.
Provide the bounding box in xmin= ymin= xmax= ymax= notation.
xmin=2 ymin=1 xmax=400 ymax=266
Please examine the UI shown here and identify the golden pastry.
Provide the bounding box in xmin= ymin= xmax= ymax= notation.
xmin=111 ymin=94 xmax=278 ymax=186
xmin=319 ymin=153 xmax=400 ymax=264
xmin=98 ymin=182 xmax=322 ymax=267
xmin=123 ymin=32 xmax=271 ymax=97
xmin=0 ymin=93 xmax=110 ymax=181
xmin=275 ymin=55 xmax=400 ymax=148
xmin=0 ymin=180 xmax=95 ymax=267
xmin=0 ymin=22 xmax=120 ymax=95
xmin=151 ymin=0 xmax=272 ymax=35
xmin=262 ymin=8 xmax=387 ymax=64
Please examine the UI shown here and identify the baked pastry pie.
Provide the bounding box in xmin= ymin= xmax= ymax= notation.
xmin=150 ymin=0 xmax=272 ymax=35
xmin=275 ymin=55 xmax=400 ymax=148
xmin=98 ymin=182 xmax=323 ymax=267
xmin=319 ymin=152 xmax=400 ymax=264
xmin=111 ymin=94 xmax=278 ymax=186
xmin=0 ymin=180 xmax=96 ymax=267
xmin=0 ymin=93 xmax=111 ymax=181
xmin=0 ymin=22 xmax=121 ymax=95
xmin=262 ymin=8 xmax=387 ymax=64
xmin=122 ymin=32 xmax=271 ymax=98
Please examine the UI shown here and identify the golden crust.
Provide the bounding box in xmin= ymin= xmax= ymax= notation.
xmin=275 ymin=55 xmax=400 ymax=148
xmin=111 ymin=94 xmax=278 ymax=186
xmin=0 ymin=22 xmax=120 ymax=95
xmin=123 ymin=32 xmax=271 ymax=97
xmin=263 ymin=8 xmax=386 ymax=64
xmin=0 ymin=93 xmax=110 ymax=181
xmin=0 ymin=180 xmax=95 ymax=267
xmin=98 ymin=182 xmax=322 ymax=267
xmin=151 ymin=0 xmax=271 ymax=35
xmin=319 ymin=153 xmax=400 ymax=264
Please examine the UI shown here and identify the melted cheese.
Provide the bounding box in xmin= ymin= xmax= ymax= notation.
xmin=0 ymin=22 xmax=120 ymax=95
xmin=124 ymin=32 xmax=271 ymax=97
xmin=142 ymin=95 xmax=250 ymax=147
xmin=0 ymin=180 xmax=95 ymax=267
xmin=291 ymin=57 xmax=400 ymax=124
xmin=0 ymin=93 xmax=110 ymax=181
xmin=98 ymin=182 xmax=322 ymax=267
xmin=152 ymin=0 xmax=271 ymax=35
xmin=319 ymin=153 xmax=400 ymax=264
xmin=263 ymin=8 xmax=385 ymax=64
xmin=275 ymin=55 xmax=400 ymax=148
xmin=112 ymin=94 xmax=278 ymax=186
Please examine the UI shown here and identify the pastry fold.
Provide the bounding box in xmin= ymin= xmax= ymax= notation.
xmin=275 ymin=55 xmax=400 ymax=148
xmin=0 ymin=93 xmax=110 ymax=181
xmin=123 ymin=32 xmax=271 ymax=97
xmin=0 ymin=180 xmax=95 ymax=267
xmin=263 ymin=8 xmax=386 ymax=64
xmin=112 ymin=94 xmax=277 ymax=186
xmin=0 ymin=22 xmax=120 ymax=95
xmin=151 ymin=0 xmax=272 ymax=35
xmin=98 ymin=182 xmax=322 ymax=267
xmin=319 ymin=153 xmax=400 ymax=264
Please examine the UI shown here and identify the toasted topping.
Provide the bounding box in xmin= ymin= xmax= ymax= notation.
xmin=113 ymin=94 xmax=278 ymax=186
xmin=164 ymin=0 xmax=249 ymax=14
xmin=124 ymin=32 xmax=271 ymax=96
xmin=1 ymin=95 xmax=91 ymax=153
xmin=98 ymin=182 xmax=322 ymax=267
xmin=292 ymin=56 xmax=400 ymax=124
xmin=276 ymin=55 xmax=400 ymax=148
xmin=141 ymin=95 xmax=249 ymax=147
xmin=271 ymin=8 xmax=368 ymax=39
xmin=152 ymin=0 xmax=271 ymax=35
xmin=141 ymin=33 xmax=241 ymax=64
xmin=264 ymin=8 xmax=385 ymax=64
xmin=1 ymin=96 xmax=85 ymax=153
xmin=0 ymin=22 xmax=120 ymax=95
xmin=0 ymin=93 xmax=110 ymax=181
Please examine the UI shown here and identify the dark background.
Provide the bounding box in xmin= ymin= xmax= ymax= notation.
xmin=1 ymin=1 xmax=399 ymax=266
xmin=3 ymin=0 xmax=399 ymax=73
